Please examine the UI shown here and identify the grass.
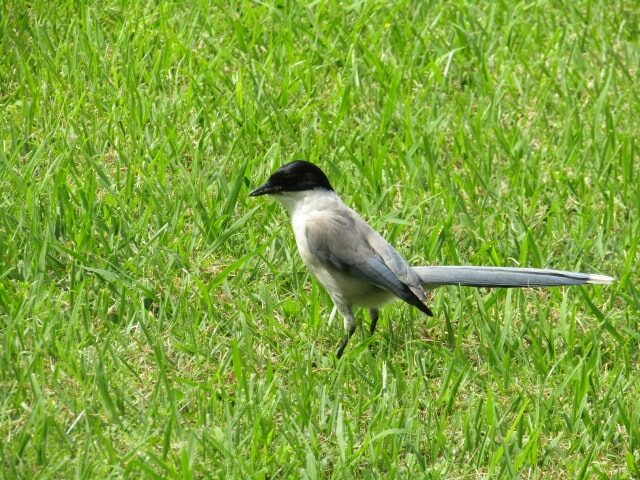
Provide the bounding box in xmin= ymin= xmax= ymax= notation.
xmin=0 ymin=0 xmax=638 ymax=477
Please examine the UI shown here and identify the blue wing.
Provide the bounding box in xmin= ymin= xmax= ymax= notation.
xmin=305 ymin=207 xmax=432 ymax=315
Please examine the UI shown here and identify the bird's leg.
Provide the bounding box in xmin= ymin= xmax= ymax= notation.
xmin=369 ymin=308 xmax=380 ymax=335
xmin=336 ymin=305 xmax=356 ymax=359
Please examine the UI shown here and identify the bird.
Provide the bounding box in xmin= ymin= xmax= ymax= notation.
xmin=249 ymin=160 xmax=614 ymax=358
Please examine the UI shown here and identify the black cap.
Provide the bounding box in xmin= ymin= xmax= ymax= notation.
xmin=249 ymin=160 xmax=334 ymax=196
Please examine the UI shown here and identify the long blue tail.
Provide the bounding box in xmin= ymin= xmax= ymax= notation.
xmin=412 ymin=266 xmax=614 ymax=289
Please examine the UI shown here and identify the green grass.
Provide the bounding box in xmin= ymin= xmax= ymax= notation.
xmin=1 ymin=0 xmax=638 ymax=477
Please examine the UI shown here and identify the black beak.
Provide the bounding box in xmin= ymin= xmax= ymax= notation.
xmin=249 ymin=182 xmax=274 ymax=197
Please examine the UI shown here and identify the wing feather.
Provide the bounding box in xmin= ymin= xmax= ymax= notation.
xmin=305 ymin=207 xmax=431 ymax=314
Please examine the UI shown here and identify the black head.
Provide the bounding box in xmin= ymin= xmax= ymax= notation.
xmin=249 ymin=160 xmax=334 ymax=196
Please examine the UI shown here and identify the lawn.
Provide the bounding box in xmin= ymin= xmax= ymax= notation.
xmin=1 ymin=0 xmax=638 ymax=478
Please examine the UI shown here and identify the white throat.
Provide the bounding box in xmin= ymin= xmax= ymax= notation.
xmin=271 ymin=188 xmax=341 ymax=216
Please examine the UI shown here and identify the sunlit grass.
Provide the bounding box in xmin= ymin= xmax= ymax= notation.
xmin=1 ymin=0 xmax=638 ymax=478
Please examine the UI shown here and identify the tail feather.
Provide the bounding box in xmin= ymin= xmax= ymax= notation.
xmin=413 ymin=266 xmax=614 ymax=289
